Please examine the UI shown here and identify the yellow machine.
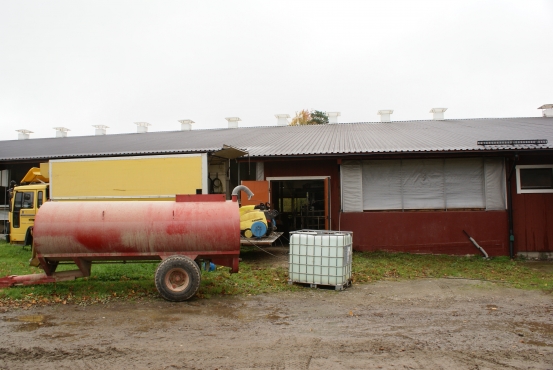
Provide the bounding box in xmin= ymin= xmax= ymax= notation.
xmin=239 ymin=204 xmax=279 ymax=238
xmin=240 ymin=205 xmax=269 ymax=238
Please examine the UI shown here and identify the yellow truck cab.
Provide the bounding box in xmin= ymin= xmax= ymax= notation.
xmin=7 ymin=165 xmax=49 ymax=245
xmin=8 ymin=183 xmax=48 ymax=244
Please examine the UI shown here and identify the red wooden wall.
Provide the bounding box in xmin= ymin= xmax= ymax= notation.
xmin=264 ymin=158 xmax=509 ymax=256
xmin=511 ymin=155 xmax=553 ymax=253
xmin=340 ymin=211 xmax=508 ymax=256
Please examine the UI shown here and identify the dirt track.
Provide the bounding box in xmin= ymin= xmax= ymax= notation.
xmin=1 ymin=278 xmax=552 ymax=370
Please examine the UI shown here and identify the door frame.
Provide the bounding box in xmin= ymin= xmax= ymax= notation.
xmin=266 ymin=176 xmax=331 ymax=230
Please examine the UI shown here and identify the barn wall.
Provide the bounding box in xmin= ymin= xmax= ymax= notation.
xmin=264 ymin=158 xmax=509 ymax=255
xmin=340 ymin=211 xmax=508 ymax=256
xmin=511 ymin=155 xmax=553 ymax=253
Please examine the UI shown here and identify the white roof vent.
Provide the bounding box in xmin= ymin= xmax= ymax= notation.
xmin=377 ymin=110 xmax=394 ymax=122
xmin=93 ymin=125 xmax=109 ymax=135
xmin=430 ymin=108 xmax=447 ymax=121
xmin=53 ymin=127 xmax=70 ymax=138
xmin=327 ymin=112 xmax=341 ymax=124
xmin=134 ymin=122 xmax=151 ymax=133
xmin=225 ymin=117 xmax=241 ymax=129
xmin=178 ymin=119 xmax=194 ymax=131
xmin=16 ymin=129 xmax=33 ymax=140
xmin=538 ymin=104 xmax=553 ymax=118
xmin=275 ymin=114 xmax=290 ymax=126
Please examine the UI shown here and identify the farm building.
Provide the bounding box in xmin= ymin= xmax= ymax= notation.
xmin=1 ymin=108 xmax=552 ymax=258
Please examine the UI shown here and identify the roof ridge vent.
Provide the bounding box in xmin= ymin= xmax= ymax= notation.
xmin=430 ymin=108 xmax=447 ymax=121
xmin=327 ymin=112 xmax=341 ymax=124
xmin=538 ymin=104 xmax=553 ymax=117
xmin=53 ymin=127 xmax=70 ymax=138
xmin=93 ymin=125 xmax=109 ymax=135
xmin=225 ymin=117 xmax=241 ymax=129
xmin=16 ymin=129 xmax=33 ymax=140
xmin=178 ymin=119 xmax=194 ymax=131
xmin=275 ymin=114 xmax=290 ymax=126
xmin=134 ymin=122 xmax=151 ymax=133
xmin=377 ymin=110 xmax=393 ymax=122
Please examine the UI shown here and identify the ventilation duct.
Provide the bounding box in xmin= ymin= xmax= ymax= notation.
xmin=327 ymin=112 xmax=341 ymax=124
xmin=225 ymin=117 xmax=241 ymax=129
xmin=16 ymin=129 xmax=33 ymax=140
xmin=275 ymin=114 xmax=290 ymax=126
xmin=134 ymin=122 xmax=151 ymax=133
xmin=538 ymin=104 xmax=553 ymax=118
xmin=178 ymin=119 xmax=194 ymax=131
xmin=53 ymin=127 xmax=70 ymax=138
xmin=93 ymin=125 xmax=108 ymax=135
xmin=430 ymin=108 xmax=447 ymax=120
xmin=377 ymin=110 xmax=393 ymax=122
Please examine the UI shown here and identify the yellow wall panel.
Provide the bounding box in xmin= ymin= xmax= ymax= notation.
xmin=50 ymin=154 xmax=206 ymax=200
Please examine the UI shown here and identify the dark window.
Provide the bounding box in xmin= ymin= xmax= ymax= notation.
xmin=22 ymin=192 xmax=34 ymax=209
xmin=520 ymin=168 xmax=553 ymax=190
xmin=12 ymin=192 xmax=23 ymax=228
xmin=38 ymin=191 xmax=43 ymax=208
xmin=13 ymin=192 xmax=23 ymax=212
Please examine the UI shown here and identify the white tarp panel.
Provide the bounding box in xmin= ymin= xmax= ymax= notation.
xmin=402 ymin=159 xmax=445 ymax=210
xmin=484 ymin=158 xmax=506 ymax=210
xmin=445 ymin=158 xmax=485 ymax=209
xmin=0 ymin=170 xmax=8 ymax=187
xmin=341 ymin=157 xmax=506 ymax=212
xmin=341 ymin=162 xmax=363 ymax=212
xmin=362 ymin=160 xmax=402 ymax=210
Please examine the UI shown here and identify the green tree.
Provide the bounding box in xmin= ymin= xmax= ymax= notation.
xmin=309 ymin=110 xmax=329 ymax=125
xmin=289 ymin=110 xmax=329 ymax=125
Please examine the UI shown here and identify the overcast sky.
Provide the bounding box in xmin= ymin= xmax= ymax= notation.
xmin=1 ymin=0 xmax=552 ymax=140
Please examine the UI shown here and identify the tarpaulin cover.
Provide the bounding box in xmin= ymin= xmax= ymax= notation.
xmin=341 ymin=158 xmax=506 ymax=212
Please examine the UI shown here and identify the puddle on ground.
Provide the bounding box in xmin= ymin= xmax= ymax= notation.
xmin=520 ymin=261 xmax=553 ymax=273
xmin=3 ymin=314 xmax=55 ymax=332
xmin=524 ymin=322 xmax=553 ymax=336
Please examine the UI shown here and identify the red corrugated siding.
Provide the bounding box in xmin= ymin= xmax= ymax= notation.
xmin=265 ymin=157 xmax=553 ymax=255
xmin=340 ymin=211 xmax=509 ymax=256
xmin=511 ymin=156 xmax=553 ymax=253
xmin=512 ymin=190 xmax=553 ymax=252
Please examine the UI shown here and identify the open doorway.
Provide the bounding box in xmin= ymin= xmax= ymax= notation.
xmin=268 ymin=177 xmax=330 ymax=236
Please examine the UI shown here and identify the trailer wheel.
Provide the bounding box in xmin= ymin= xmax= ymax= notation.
xmin=155 ymin=256 xmax=201 ymax=302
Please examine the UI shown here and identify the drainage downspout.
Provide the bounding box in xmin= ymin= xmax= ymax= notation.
xmin=506 ymin=154 xmax=518 ymax=259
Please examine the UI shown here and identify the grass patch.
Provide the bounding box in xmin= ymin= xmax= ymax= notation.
xmin=352 ymin=251 xmax=553 ymax=291
xmin=0 ymin=241 xmax=551 ymax=307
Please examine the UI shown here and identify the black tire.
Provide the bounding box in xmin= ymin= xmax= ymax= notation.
xmin=154 ymin=255 xmax=201 ymax=302
xmin=24 ymin=227 xmax=33 ymax=247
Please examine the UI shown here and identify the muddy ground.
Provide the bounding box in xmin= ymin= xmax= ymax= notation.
xmin=0 ymin=277 xmax=552 ymax=370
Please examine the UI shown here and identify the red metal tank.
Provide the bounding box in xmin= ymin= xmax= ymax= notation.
xmin=1 ymin=188 xmax=254 ymax=302
xmin=33 ymin=198 xmax=240 ymax=263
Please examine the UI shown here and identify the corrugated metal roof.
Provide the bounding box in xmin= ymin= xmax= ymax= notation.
xmin=0 ymin=117 xmax=552 ymax=161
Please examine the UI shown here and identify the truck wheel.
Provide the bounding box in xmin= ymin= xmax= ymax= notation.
xmin=155 ymin=256 xmax=201 ymax=302
xmin=24 ymin=227 xmax=33 ymax=247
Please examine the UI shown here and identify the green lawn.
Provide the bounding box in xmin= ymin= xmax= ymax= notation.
xmin=0 ymin=241 xmax=551 ymax=307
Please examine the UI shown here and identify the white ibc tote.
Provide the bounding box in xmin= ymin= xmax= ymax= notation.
xmin=288 ymin=230 xmax=353 ymax=290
